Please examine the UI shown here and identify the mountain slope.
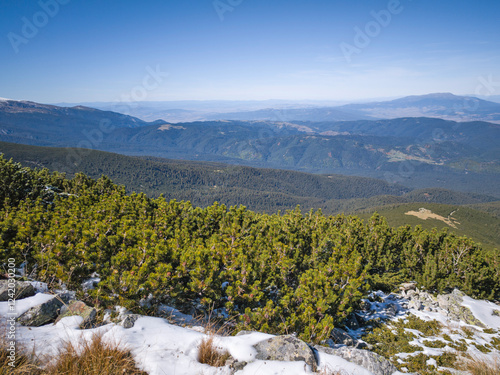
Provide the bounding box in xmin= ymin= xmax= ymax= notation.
xmin=1 ymin=100 xmax=499 ymax=197
xmin=0 ymin=141 xmax=411 ymax=212
xmin=0 ymin=99 xmax=160 ymax=147
xmin=338 ymin=93 xmax=500 ymax=123
xmin=357 ymin=202 xmax=500 ymax=252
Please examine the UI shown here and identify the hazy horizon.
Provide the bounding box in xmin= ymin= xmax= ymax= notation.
xmin=1 ymin=0 xmax=499 ymax=103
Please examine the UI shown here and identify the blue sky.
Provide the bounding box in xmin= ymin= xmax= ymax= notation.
xmin=1 ymin=0 xmax=499 ymax=103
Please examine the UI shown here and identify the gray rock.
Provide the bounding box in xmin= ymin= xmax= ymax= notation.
xmin=17 ymin=294 xmax=69 ymax=326
xmin=56 ymin=300 xmax=97 ymax=328
xmin=437 ymin=289 xmax=485 ymax=327
xmin=354 ymin=341 xmax=373 ymax=350
xmin=254 ymin=335 xmax=317 ymax=371
xmin=226 ymin=358 xmax=247 ymax=371
xmin=121 ymin=314 xmax=141 ymax=328
xmin=400 ymin=282 xmax=417 ymax=292
xmin=330 ymin=328 xmax=355 ymax=346
xmin=408 ymin=300 xmax=422 ymax=311
xmin=344 ymin=314 xmax=361 ymax=330
xmin=385 ymin=303 xmax=399 ymax=317
xmin=406 ymin=289 xmax=416 ymax=299
xmin=315 ymin=345 xmax=397 ymax=375
xmin=0 ymin=280 xmax=35 ymax=301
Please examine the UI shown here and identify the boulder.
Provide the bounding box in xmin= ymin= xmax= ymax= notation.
xmin=0 ymin=280 xmax=35 ymax=301
xmin=400 ymin=282 xmax=417 ymax=292
xmin=329 ymin=328 xmax=355 ymax=346
xmin=437 ymin=289 xmax=485 ymax=327
xmin=55 ymin=300 xmax=97 ymax=328
xmin=253 ymin=335 xmax=317 ymax=371
xmin=17 ymin=294 xmax=71 ymax=326
xmin=315 ymin=345 xmax=397 ymax=375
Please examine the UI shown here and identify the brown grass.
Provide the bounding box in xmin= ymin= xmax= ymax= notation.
xmin=459 ymin=354 xmax=500 ymax=375
xmin=0 ymin=329 xmax=146 ymax=375
xmin=197 ymin=336 xmax=230 ymax=367
xmin=43 ymin=333 xmax=148 ymax=375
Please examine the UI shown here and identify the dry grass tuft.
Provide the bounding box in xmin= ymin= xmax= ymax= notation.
xmin=197 ymin=336 xmax=230 ymax=367
xmin=43 ymin=333 xmax=148 ymax=375
xmin=459 ymin=354 xmax=500 ymax=375
xmin=1 ymin=328 xmax=146 ymax=375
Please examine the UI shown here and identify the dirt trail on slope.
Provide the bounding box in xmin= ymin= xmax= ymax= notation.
xmin=405 ymin=208 xmax=460 ymax=229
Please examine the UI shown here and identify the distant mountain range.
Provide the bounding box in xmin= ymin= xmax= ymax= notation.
xmin=54 ymin=93 xmax=500 ymax=124
xmin=338 ymin=93 xmax=500 ymax=123
xmin=1 ymin=96 xmax=499 ymax=197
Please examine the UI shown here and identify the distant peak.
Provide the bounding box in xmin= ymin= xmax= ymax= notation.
xmin=404 ymin=93 xmax=459 ymax=99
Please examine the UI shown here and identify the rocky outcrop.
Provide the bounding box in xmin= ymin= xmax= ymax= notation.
xmin=436 ymin=289 xmax=485 ymax=327
xmin=315 ymin=345 xmax=398 ymax=375
xmin=253 ymin=335 xmax=317 ymax=371
xmin=0 ymin=280 xmax=35 ymax=301
xmin=55 ymin=300 xmax=97 ymax=328
xmin=17 ymin=293 xmax=72 ymax=326
xmin=402 ymin=287 xmax=485 ymax=327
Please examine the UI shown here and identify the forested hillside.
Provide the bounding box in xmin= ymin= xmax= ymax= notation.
xmin=0 ymin=141 xmax=410 ymax=208
xmin=2 ymin=142 xmax=499 ymax=249
xmin=2 ymin=99 xmax=499 ymax=197
xmin=1 ymin=157 xmax=499 ymax=343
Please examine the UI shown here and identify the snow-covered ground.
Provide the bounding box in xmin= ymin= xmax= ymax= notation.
xmin=1 ymin=288 xmax=499 ymax=374
xmin=2 ymin=291 xmax=382 ymax=375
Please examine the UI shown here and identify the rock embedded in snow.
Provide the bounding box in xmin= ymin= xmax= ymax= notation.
xmin=0 ymin=280 xmax=35 ymax=301
xmin=315 ymin=345 xmax=398 ymax=375
xmin=121 ymin=314 xmax=141 ymax=329
xmin=55 ymin=300 xmax=97 ymax=328
xmin=17 ymin=294 xmax=71 ymax=326
xmin=253 ymin=334 xmax=317 ymax=371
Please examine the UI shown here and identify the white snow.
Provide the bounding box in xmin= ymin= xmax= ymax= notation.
xmin=30 ymin=281 xmax=49 ymax=293
xmin=2 ymin=288 xmax=499 ymax=375
xmin=0 ymin=293 xmax=385 ymax=375
xmin=461 ymin=295 xmax=500 ymax=329
xmin=0 ymin=292 xmax=54 ymax=317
